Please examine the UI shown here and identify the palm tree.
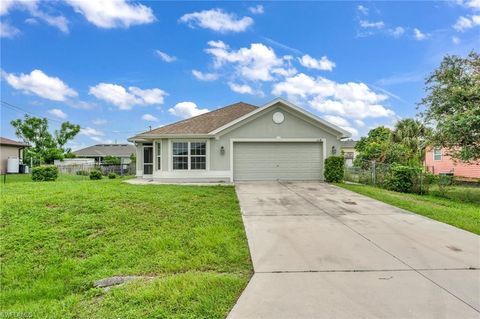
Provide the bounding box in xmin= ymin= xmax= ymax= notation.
xmin=391 ymin=118 xmax=431 ymax=165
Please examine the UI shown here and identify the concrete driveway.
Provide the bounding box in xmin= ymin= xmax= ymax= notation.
xmin=228 ymin=181 xmax=480 ymax=319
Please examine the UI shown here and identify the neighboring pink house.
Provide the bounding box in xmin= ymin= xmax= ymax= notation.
xmin=425 ymin=147 xmax=480 ymax=179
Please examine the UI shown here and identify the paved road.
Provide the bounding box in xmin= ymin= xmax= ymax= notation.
xmin=228 ymin=181 xmax=480 ymax=319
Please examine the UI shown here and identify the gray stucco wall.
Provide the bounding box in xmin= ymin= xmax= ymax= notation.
xmin=209 ymin=104 xmax=342 ymax=171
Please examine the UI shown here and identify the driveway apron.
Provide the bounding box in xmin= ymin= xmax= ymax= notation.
xmin=228 ymin=181 xmax=480 ymax=319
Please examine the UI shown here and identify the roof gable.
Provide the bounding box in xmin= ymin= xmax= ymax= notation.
xmin=74 ymin=144 xmax=136 ymax=157
xmin=0 ymin=137 xmax=29 ymax=147
xmin=210 ymin=98 xmax=351 ymax=138
xmin=136 ymin=102 xmax=257 ymax=136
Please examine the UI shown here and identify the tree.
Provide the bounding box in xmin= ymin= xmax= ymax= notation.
xmin=419 ymin=51 xmax=480 ymax=162
xmin=391 ymin=118 xmax=431 ymax=165
xmin=354 ymin=126 xmax=409 ymax=168
xmin=11 ymin=115 xmax=80 ymax=164
xmin=103 ymin=155 xmax=121 ymax=165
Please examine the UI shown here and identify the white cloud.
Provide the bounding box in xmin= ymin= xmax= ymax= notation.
xmin=204 ymin=40 xmax=292 ymax=81
xmin=155 ymin=50 xmax=177 ymax=62
xmin=2 ymin=69 xmax=78 ymax=101
xmin=355 ymin=119 xmax=365 ymax=127
xmin=179 ymin=8 xmax=253 ymax=33
xmin=47 ymin=108 xmax=67 ymax=119
xmin=80 ymin=127 xmax=104 ymax=142
xmin=93 ymin=119 xmax=107 ymax=125
xmin=272 ymin=73 xmax=394 ymax=120
xmin=249 ymin=5 xmax=264 ymax=14
xmin=228 ymin=82 xmax=263 ymax=96
xmin=390 ymin=26 xmax=405 ymax=38
xmin=298 ymin=54 xmax=336 ymax=71
xmin=453 ymin=15 xmax=480 ymax=31
xmin=192 ymin=69 xmax=219 ymax=81
xmin=0 ymin=0 xmax=69 ymax=33
xmin=168 ymin=102 xmax=209 ymax=119
xmin=0 ymin=21 xmax=20 ymax=38
xmin=413 ymin=28 xmax=428 ymax=40
xmin=457 ymin=0 xmax=480 ymax=10
xmin=65 ymin=0 xmax=155 ymax=29
xmin=359 ymin=20 xmax=385 ymax=28
xmin=357 ymin=5 xmax=369 ymax=15
xmin=142 ymin=114 xmax=158 ymax=122
xmin=324 ymin=115 xmax=358 ymax=137
xmin=452 ymin=36 xmax=461 ymax=44
xmin=68 ymin=100 xmax=97 ymax=110
xmin=89 ymin=83 xmax=167 ymax=110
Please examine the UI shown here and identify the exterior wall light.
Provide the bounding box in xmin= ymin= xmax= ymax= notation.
xmin=331 ymin=146 xmax=337 ymax=155
xmin=220 ymin=146 xmax=225 ymax=155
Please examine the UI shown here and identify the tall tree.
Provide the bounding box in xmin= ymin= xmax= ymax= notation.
xmin=419 ymin=51 xmax=480 ymax=162
xmin=11 ymin=115 xmax=80 ymax=164
xmin=391 ymin=118 xmax=431 ymax=165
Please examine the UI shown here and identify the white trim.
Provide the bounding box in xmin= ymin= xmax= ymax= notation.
xmin=154 ymin=140 xmax=162 ymax=171
xmin=229 ymin=138 xmax=325 ymax=182
xmin=169 ymin=139 xmax=209 ymax=172
xmin=210 ymin=97 xmax=351 ymax=138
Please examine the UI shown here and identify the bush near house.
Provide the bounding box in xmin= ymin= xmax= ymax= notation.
xmin=385 ymin=165 xmax=432 ymax=194
xmin=31 ymin=165 xmax=58 ymax=182
xmin=89 ymin=170 xmax=102 ymax=180
xmin=108 ymin=172 xmax=117 ymax=179
xmin=324 ymin=156 xmax=344 ymax=183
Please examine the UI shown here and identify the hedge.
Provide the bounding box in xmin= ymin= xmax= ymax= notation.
xmin=324 ymin=156 xmax=344 ymax=183
xmin=31 ymin=165 xmax=58 ymax=182
xmin=89 ymin=170 xmax=102 ymax=180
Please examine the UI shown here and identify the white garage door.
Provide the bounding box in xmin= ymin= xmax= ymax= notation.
xmin=233 ymin=142 xmax=323 ymax=181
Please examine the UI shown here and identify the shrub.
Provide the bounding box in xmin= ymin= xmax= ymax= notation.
xmin=108 ymin=172 xmax=117 ymax=179
xmin=386 ymin=165 xmax=432 ymax=194
xmin=324 ymin=156 xmax=345 ymax=183
xmin=89 ymin=170 xmax=102 ymax=180
xmin=31 ymin=165 xmax=58 ymax=182
xmin=76 ymin=170 xmax=89 ymax=176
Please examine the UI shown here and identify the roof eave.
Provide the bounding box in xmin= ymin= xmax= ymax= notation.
xmin=128 ymin=133 xmax=213 ymax=142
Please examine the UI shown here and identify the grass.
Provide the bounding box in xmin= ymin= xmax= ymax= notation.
xmin=0 ymin=176 xmax=252 ymax=318
xmin=336 ymin=183 xmax=480 ymax=235
xmin=1 ymin=173 xmax=90 ymax=183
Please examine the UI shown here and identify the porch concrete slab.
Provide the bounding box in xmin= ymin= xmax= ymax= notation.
xmin=228 ymin=271 xmax=480 ymax=319
xmin=243 ymin=215 xmax=408 ymax=272
xmin=419 ymin=269 xmax=480 ymax=311
xmin=338 ymin=213 xmax=480 ymax=269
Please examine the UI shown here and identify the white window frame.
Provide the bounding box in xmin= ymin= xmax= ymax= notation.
xmin=155 ymin=141 xmax=162 ymax=171
xmin=433 ymin=148 xmax=442 ymax=161
xmin=170 ymin=140 xmax=208 ymax=171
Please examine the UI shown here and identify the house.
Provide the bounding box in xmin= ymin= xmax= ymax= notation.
xmin=425 ymin=147 xmax=480 ymax=179
xmin=128 ymin=98 xmax=351 ymax=182
xmin=0 ymin=137 xmax=29 ymax=174
xmin=73 ymin=144 xmax=136 ymax=164
xmin=340 ymin=140 xmax=357 ymax=167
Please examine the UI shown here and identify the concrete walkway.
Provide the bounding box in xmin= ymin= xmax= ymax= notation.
xmin=228 ymin=181 xmax=480 ymax=319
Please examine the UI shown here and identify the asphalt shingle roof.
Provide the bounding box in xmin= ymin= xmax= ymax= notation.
xmin=138 ymin=102 xmax=258 ymax=136
xmin=0 ymin=137 xmax=29 ymax=147
xmin=73 ymin=144 xmax=136 ymax=157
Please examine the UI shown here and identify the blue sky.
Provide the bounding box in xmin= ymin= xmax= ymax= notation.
xmin=1 ymin=0 xmax=479 ymax=150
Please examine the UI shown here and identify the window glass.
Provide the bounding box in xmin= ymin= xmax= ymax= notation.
xmin=156 ymin=142 xmax=161 ymax=170
xmin=191 ymin=156 xmax=206 ymax=170
xmin=173 ymin=142 xmax=188 ymax=156
xmin=191 ymin=142 xmax=206 ymax=156
xmin=434 ymin=148 xmax=442 ymax=161
xmin=173 ymin=156 xmax=188 ymax=170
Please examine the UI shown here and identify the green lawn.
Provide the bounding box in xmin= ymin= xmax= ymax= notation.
xmin=1 ymin=177 xmax=252 ymax=318
xmin=336 ymin=183 xmax=480 ymax=235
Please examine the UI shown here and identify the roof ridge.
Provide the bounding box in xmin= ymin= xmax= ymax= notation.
xmin=140 ymin=101 xmax=257 ymax=135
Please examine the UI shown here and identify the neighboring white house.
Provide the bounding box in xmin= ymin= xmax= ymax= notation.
xmin=0 ymin=137 xmax=29 ymax=174
xmin=341 ymin=140 xmax=358 ymax=167
xmin=128 ymin=98 xmax=351 ymax=182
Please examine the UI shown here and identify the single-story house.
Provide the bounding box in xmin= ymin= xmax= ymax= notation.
xmin=0 ymin=137 xmax=29 ymax=174
xmin=128 ymin=98 xmax=351 ymax=182
xmin=73 ymin=144 xmax=136 ymax=164
xmin=340 ymin=140 xmax=357 ymax=167
xmin=425 ymin=147 xmax=480 ymax=179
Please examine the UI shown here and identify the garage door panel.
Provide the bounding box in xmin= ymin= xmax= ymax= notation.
xmin=233 ymin=142 xmax=323 ymax=181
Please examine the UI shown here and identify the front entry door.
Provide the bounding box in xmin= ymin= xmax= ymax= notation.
xmin=143 ymin=145 xmax=153 ymax=175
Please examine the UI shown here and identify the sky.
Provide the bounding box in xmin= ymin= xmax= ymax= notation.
xmin=1 ymin=0 xmax=479 ymax=150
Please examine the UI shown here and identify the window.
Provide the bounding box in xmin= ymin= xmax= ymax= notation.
xmin=191 ymin=142 xmax=206 ymax=170
xmin=172 ymin=142 xmax=206 ymax=170
xmin=156 ymin=142 xmax=162 ymax=170
xmin=434 ymin=148 xmax=442 ymax=161
xmin=173 ymin=142 xmax=188 ymax=170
